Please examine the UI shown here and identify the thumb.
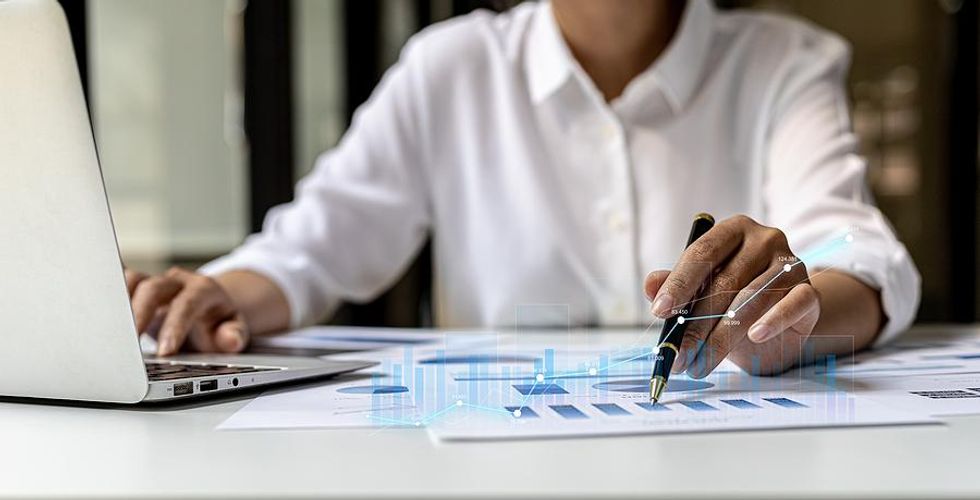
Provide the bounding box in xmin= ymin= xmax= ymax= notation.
xmin=644 ymin=270 xmax=671 ymax=303
xmin=214 ymin=316 xmax=250 ymax=353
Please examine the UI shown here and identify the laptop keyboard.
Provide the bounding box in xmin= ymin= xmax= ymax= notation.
xmin=145 ymin=360 xmax=280 ymax=381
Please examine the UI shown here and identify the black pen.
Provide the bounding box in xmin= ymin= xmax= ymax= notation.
xmin=649 ymin=212 xmax=715 ymax=403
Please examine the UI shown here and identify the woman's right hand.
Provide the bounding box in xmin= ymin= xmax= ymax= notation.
xmin=125 ymin=267 xmax=250 ymax=356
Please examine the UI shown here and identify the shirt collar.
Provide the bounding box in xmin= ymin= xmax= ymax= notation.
xmin=524 ymin=1 xmax=575 ymax=104
xmin=524 ymin=0 xmax=716 ymax=112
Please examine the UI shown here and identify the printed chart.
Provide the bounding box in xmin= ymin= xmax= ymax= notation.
xmin=428 ymin=390 xmax=920 ymax=441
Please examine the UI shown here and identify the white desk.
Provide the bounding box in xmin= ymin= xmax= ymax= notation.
xmin=3 ymin=324 xmax=980 ymax=498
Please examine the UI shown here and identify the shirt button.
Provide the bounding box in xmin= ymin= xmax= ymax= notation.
xmin=601 ymin=124 xmax=620 ymax=142
xmin=608 ymin=211 xmax=629 ymax=232
xmin=611 ymin=301 xmax=627 ymax=319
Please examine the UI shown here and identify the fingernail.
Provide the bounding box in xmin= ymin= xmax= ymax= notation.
xmin=643 ymin=272 xmax=657 ymax=301
xmin=748 ymin=323 xmax=774 ymax=343
xmin=231 ymin=331 xmax=246 ymax=352
xmin=671 ymin=358 xmax=686 ymax=374
xmin=652 ymin=294 xmax=675 ymax=318
xmin=687 ymin=365 xmax=708 ymax=380
xmin=158 ymin=338 xmax=174 ymax=356
xmin=672 ymin=348 xmax=689 ymax=373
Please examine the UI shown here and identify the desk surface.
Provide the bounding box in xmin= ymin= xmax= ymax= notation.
xmin=3 ymin=324 xmax=980 ymax=498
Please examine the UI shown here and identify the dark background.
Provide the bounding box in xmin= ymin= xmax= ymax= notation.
xmin=57 ymin=0 xmax=979 ymax=327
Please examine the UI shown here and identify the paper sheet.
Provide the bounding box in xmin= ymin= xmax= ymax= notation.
xmin=248 ymin=326 xmax=497 ymax=356
xmin=217 ymin=373 xmax=414 ymax=430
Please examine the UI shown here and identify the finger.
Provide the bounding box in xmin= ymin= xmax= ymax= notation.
xmin=673 ymin=266 xmax=766 ymax=373
xmin=651 ymin=216 xmax=751 ymax=317
xmin=671 ymin=251 xmax=767 ymax=373
xmin=748 ymin=283 xmax=820 ymax=344
xmin=214 ymin=316 xmax=250 ymax=353
xmin=157 ymin=284 xmax=222 ymax=356
xmin=186 ymin=324 xmax=217 ymax=353
xmin=131 ymin=276 xmax=183 ymax=333
xmin=672 ymin=308 xmax=715 ymax=375
xmin=686 ymin=262 xmax=806 ymax=377
xmin=144 ymin=307 xmax=168 ymax=338
xmin=185 ymin=308 xmax=244 ymax=353
xmin=124 ymin=269 xmax=148 ymax=297
xmin=644 ymin=270 xmax=670 ymax=303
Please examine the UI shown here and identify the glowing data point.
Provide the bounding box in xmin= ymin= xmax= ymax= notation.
xmin=845 ymin=233 xmax=854 ymax=243
xmin=513 ymin=409 xmax=522 ymax=418
xmin=726 ymin=310 xmax=736 ymax=318
xmin=588 ymin=367 xmax=598 ymax=376
xmin=536 ymin=373 xmax=545 ymax=382
xmin=783 ymin=263 xmax=792 ymax=272
xmin=677 ymin=316 xmax=686 ymax=324
xmin=414 ymin=421 xmax=422 ymax=427
xmin=455 ymin=399 xmax=463 ymax=407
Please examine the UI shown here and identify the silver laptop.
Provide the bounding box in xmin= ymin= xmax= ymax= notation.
xmin=0 ymin=0 xmax=374 ymax=403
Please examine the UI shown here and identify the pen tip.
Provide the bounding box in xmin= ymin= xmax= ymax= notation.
xmin=650 ymin=377 xmax=666 ymax=404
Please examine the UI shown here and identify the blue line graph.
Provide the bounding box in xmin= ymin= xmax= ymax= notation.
xmin=672 ymin=232 xmax=853 ymax=325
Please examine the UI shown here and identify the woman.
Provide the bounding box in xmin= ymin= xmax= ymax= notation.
xmin=126 ymin=0 xmax=919 ymax=378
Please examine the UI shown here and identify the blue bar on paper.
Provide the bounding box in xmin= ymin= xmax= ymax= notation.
xmin=414 ymin=367 xmax=424 ymax=405
xmin=500 ymin=366 xmax=510 ymax=402
xmin=512 ymin=383 xmax=568 ymax=396
xmin=635 ymin=402 xmax=671 ymax=412
xmin=504 ymin=406 xmax=539 ymax=419
xmin=679 ymin=400 xmax=718 ymax=412
xmin=392 ymin=364 xmax=402 ymax=387
xmin=436 ymin=350 xmax=446 ymax=408
xmin=825 ymin=354 xmax=836 ymax=390
xmin=550 ymin=404 xmax=588 ymax=420
xmin=593 ymin=403 xmax=631 ymax=416
xmin=544 ymin=348 xmax=555 ymax=376
xmin=721 ymin=399 xmax=761 ymax=409
xmin=469 ymin=361 xmax=477 ymax=402
xmin=764 ymin=397 xmax=808 ymax=408
xmin=533 ymin=358 xmax=543 ymax=376
xmin=403 ymin=348 xmax=413 ymax=387
xmin=371 ymin=372 xmax=383 ymax=412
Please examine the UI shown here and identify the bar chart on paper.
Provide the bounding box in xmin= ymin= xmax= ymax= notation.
xmin=427 ymin=388 xmax=928 ymax=441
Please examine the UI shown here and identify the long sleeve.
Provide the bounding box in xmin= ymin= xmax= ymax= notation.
xmin=201 ymin=40 xmax=433 ymax=328
xmin=762 ymin=30 xmax=921 ymax=347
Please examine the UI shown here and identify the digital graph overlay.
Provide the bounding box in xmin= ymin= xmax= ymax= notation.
xmin=363 ymin=233 xmax=856 ymax=428
xmin=670 ymin=232 xmax=854 ymax=328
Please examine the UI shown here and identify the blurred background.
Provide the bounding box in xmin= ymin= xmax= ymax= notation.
xmin=56 ymin=0 xmax=978 ymax=327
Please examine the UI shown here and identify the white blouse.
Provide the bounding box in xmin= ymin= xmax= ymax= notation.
xmin=202 ymin=0 xmax=920 ymax=345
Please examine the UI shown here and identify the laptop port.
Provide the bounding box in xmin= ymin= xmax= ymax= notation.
xmin=173 ymin=381 xmax=193 ymax=396
xmin=199 ymin=379 xmax=218 ymax=392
